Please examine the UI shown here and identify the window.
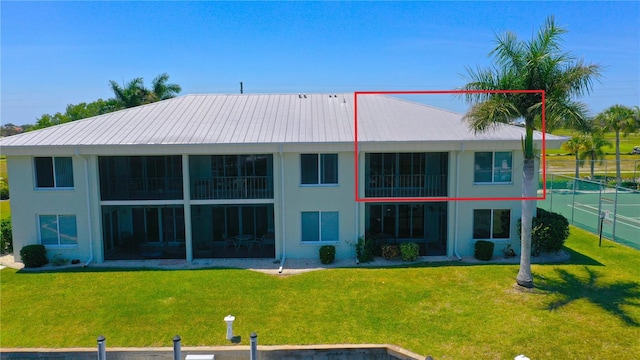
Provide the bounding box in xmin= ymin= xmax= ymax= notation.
xmin=39 ymin=215 xmax=78 ymax=246
xmin=35 ymin=157 xmax=74 ymax=188
xmin=301 ymin=211 xmax=339 ymax=242
xmin=474 ymin=152 xmax=512 ymax=183
xmin=473 ymin=209 xmax=511 ymax=239
xmin=301 ymin=154 xmax=338 ymax=185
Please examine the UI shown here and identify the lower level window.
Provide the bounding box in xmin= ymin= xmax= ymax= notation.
xmin=39 ymin=215 xmax=78 ymax=246
xmin=301 ymin=211 xmax=339 ymax=242
xmin=473 ymin=209 xmax=510 ymax=239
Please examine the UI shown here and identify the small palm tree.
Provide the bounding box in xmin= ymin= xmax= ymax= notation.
xmin=562 ymin=135 xmax=588 ymax=179
xmin=109 ymin=73 xmax=181 ymax=109
xmin=148 ymin=73 xmax=182 ymax=102
xmin=462 ymin=16 xmax=600 ymax=288
xmin=109 ymin=77 xmax=148 ymax=109
xmin=579 ymin=132 xmax=612 ymax=179
xmin=595 ymin=105 xmax=640 ymax=186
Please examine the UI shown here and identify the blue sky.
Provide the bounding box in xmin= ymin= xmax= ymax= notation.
xmin=1 ymin=1 xmax=638 ymax=126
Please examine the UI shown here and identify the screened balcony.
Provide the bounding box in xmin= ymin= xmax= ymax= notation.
xmin=365 ymin=152 xmax=448 ymax=198
xmin=191 ymin=176 xmax=273 ymax=200
xmin=190 ymin=154 xmax=274 ymax=200
xmin=99 ymin=156 xmax=183 ymax=201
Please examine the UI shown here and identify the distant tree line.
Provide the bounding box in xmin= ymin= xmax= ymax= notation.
xmin=562 ymin=104 xmax=640 ymax=185
xmin=2 ymin=73 xmax=181 ymax=134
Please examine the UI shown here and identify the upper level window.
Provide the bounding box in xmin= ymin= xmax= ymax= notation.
xmin=35 ymin=157 xmax=74 ymax=188
xmin=301 ymin=154 xmax=338 ymax=185
xmin=473 ymin=209 xmax=511 ymax=239
xmin=474 ymin=152 xmax=512 ymax=183
xmin=39 ymin=214 xmax=78 ymax=246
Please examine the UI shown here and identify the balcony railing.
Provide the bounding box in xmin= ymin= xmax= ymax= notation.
xmin=100 ymin=177 xmax=183 ymax=200
xmin=191 ymin=176 xmax=273 ymax=200
xmin=365 ymin=174 xmax=447 ymax=198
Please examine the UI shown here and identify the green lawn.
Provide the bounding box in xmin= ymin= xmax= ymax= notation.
xmin=1 ymin=227 xmax=639 ymax=359
xmin=0 ymin=200 xmax=9 ymax=220
xmin=548 ymin=130 xmax=640 ymax=155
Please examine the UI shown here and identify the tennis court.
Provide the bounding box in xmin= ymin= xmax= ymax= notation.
xmin=539 ymin=175 xmax=640 ymax=250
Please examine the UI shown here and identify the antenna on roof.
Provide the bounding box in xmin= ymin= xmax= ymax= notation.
xmin=240 ymin=82 xmax=244 ymax=94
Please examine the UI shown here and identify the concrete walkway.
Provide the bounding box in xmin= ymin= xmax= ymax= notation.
xmin=0 ymin=251 xmax=570 ymax=275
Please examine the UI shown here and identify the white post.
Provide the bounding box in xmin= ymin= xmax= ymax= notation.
xmin=224 ymin=315 xmax=235 ymax=340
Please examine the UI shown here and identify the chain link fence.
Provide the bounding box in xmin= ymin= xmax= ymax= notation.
xmin=539 ymin=174 xmax=640 ymax=250
xmin=545 ymin=158 xmax=640 ymax=186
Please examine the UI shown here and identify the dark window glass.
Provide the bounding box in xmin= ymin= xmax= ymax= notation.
xmin=321 ymin=154 xmax=338 ymax=184
xmin=301 ymin=154 xmax=319 ymax=184
xmin=35 ymin=157 xmax=55 ymax=188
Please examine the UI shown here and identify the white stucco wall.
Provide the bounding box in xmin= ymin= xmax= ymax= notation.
xmin=7 ymin=155 xmax=94 ymax=263
xmin=279 ymin=151 xmax=358 ymax=260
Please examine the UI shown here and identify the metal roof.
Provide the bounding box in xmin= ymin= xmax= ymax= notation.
xmin=0 ymin=93 xmax=566 ymax=151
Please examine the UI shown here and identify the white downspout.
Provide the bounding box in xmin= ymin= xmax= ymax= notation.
xmin=80 ymin=151 xmax=94 ymax=266
xmin=278 ymin=146 xmax=286 ymax=273
xmin=453 ymin=146 xmax=463 ymax=260
xmin=354 ymin=149 xmax=360 ymax=264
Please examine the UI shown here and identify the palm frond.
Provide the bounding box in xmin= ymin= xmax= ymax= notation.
xmin=463 ymin=97 xmax=520 ymax=133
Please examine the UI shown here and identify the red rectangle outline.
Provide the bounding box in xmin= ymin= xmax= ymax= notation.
xmin=354 ymin=90 xmax=547 ymax=202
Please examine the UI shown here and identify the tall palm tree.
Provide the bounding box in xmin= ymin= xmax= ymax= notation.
xmin=148 ymin=73 xmax=182 ymax=102
xmin=109 ymin=73 xmax=182 ymax=108
xmin=579 ymin=132 xmax=611 ymax=179
xmin=109 ymin=77 xmax=148 ymax=109
xmin=562 ymin=135 xmax=588 ymax=179
xmin=595 ymin=105 xmax=639 ymax=186
xmin=462 ymin=16 xmax=600 ymax=288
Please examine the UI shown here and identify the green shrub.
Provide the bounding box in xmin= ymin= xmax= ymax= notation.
xmin=20 ymin=244 xmax=48 ymax=268
xmin=381 ymin=244 xmax=400 ymax=260
xmin=0 ymin=217 xmax=12 ymax=254
xmin=355 ymin=236 xmax=375 ymax=263
xmin=474 ymin=240 xmax=494 ymax=261
xmin=51 ymin=254 xmax=69 ymax=266
xmin=517 ymin=208 xmax=570 ymax=256
xmin=399 ymin=242 xmax=419 ymax=262
xmin=0 ymin=180 xmax=8 ymax=200
xmin=319 ymin=245 xmax=335 ymax=264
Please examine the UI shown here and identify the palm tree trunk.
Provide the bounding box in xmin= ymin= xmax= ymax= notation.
xmin=590 ymin=156 xmax=595 ymax=179
xmin=516 ymin=158 xmax=535 ymax=288
xmin=574 ymin=153 xmax=580 ymax=179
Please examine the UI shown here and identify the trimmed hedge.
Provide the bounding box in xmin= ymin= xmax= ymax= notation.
xmin=0 ymin=217 xmax=12 ymax=254
xmin=518 ymin=208 xmax=570 ymax=256
xmin=319 ymin=245 xmax=335 ymax=264
xmin=20 ymin=244 xmax=48 ymax=268
xmin=474 ymin=240 xmax=494 ymax=261
xmin=400 ymin=242 xmax=419 ymax=262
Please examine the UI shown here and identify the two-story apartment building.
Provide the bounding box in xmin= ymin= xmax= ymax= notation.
xmin=0 ymin=93 xmax=565 ymax=264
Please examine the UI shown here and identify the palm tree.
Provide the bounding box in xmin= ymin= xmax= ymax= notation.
xmin=595 ymin=105 xmax=639 ymax=186
xmin=109 ymin=73 xmax=182 ymax=108
xmin=562 ymin=135 xmax=588 ymax=179
xmin=109 ymin=77 xmax=148 ymax=109
xmin=148 ymin=73 xmax=182 ymax=102
xmin=462 ymin=16 xmax=600 ymax=288
xmin=579 ymin=132 xmax=612 ymax=179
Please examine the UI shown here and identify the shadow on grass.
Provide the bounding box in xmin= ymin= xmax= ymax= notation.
xmin=536 ymin=266 xmax=640 ymax=327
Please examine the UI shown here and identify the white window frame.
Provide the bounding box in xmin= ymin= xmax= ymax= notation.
xmin=300 ymin=154 xmax=338 ymax=186
xmin=38 ymin=214 xmax=78 ymax=247
xmin=472 ymin=209 xmax=511 ymax=240
xmin=301 ymin=211 xmax=339 ymax=243
xmin=473 ymin=151 xmax=512 ymax=184
xmin=34 ymin=156 xmax=74 ymax=189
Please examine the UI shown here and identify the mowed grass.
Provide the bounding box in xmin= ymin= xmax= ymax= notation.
xmin=0 ymin=200 xmax=10 ymax=220
xmin=1 ymin=227 xmax=639 ymax=359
